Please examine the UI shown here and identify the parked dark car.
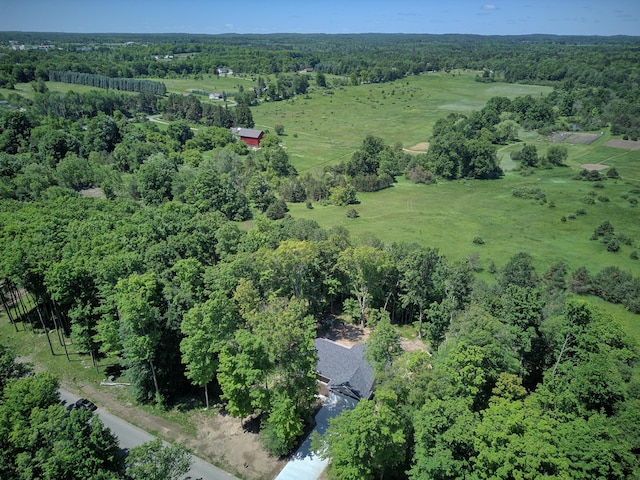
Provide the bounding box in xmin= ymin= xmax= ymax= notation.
xmin=67 ymin=398 xmax=97 ymax=411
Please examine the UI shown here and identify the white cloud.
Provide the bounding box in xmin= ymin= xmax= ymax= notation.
xmin=225 ymin=23 xmax=234 ymax=29
xmin=481 ymin=4 xmax=497 ymax=10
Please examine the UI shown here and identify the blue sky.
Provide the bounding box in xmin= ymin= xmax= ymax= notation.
xmin=2 ymin=0 xmax=638 ymax=36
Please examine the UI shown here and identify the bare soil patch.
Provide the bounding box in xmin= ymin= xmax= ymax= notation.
xmin=401 ymin=337 xmax=430 ymax=353
xmin=192 ymin=411 xmax=285 ymax=480
xmin=580 ymin=164 xmax=609 ymax=171
xmin=320 ymin=319 xmax=369 ymax=347
xmin=550 ymin=132 xmax=602 ymax=145
xmin=604 ymin=139 xmax=640 ymax=150
xmin=319 ymin=319 xmax=428 ymax=353
xmin=403 ymin=142 xmax=429 ymax=154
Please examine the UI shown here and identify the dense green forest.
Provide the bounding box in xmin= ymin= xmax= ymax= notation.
xmin=1 ymin=32 xmax=639 ymax=479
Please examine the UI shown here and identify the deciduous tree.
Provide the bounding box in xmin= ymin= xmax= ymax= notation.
xmin=114 ymin=272 xmax=165 ymax=402
xmin=125 ymin=439 xmax=192 ymax=480
xmin=180 ymin=291 xmax=239 ymax=408
xmin=366 ymin=311 xmax=402 ymax=373
xmin=336 ymin=245 xmax=394 ymax=327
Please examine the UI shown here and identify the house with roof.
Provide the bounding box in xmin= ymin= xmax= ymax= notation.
xmin=314 ymin=338 xmax=375 ymax=408
xmin=230 ymin=127 xmax=264 ymax=148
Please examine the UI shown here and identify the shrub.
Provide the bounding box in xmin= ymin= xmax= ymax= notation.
xmin=591 ymin=266 xmax=632 ymax=303
xmin=346 ymin=208 xmax=359 ymax=218
xmin=472 ymin=236 xmax=485 ymax=245
xmin=583 ymin=196 xmax=595 ymax=205
xmin=575 ymin=208 xmax=587 ymax=216
xmin=512 ymin=186 xmax=546 ymax=202
xmin=265 ymin=198 xmax=289 ymax=220
xmin=568 ymin=214 xmax=577 ymax=220
xmin=569 ymin=266 xmax=592 ymax=294
xmin=260 ymin=409 xmax=302 ymax=457
xmin=274 ymin=124 xmax=285 ymax=135
xmin=617 ymin=233 xmax=633 ymax=246
xmin=513 ymin=144 xmax=539 ymax=168
xmin=561 ymin=216 xmax=567 ymax=222
xmin=342 ymin=298 xmax=362 ymax=324
xmin=607 ymin=239 xmax=621 ymax=252
xmin=546 ymin=145 xmax=568 ymax=166
xmin=351 ymin=173 xmax=393 ymax=192
xmin=544 ymin=261 xmax=568 ymax=291
xmin=329 ymin=185 xmax=357 ymax=206
xmin=598 ymin=195 xmax=610 ymax=202
xmin=406 ymin=166 xmax=436 ymax=184
xmin=576 ymin=169 xmax=603 ymax=181
xmin=631 ymin=251 xmax=639 ymax=260
xmin=468 ymin=252 xmax=482 ymax=272
xmin=606 ymin=167 xmax=620 ymax=179
xmin=593 ymin=220 xmax=615 ymax=239
xmin=629 ymin=197 xmax=638 ymax=207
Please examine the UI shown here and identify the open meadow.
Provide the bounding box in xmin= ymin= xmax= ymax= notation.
xmin=3 ymin=71 xmax=638 ymax=302
xmin=252 ymin=72 xmax=551 ymax=173
xmin=252 ymin=75 xmax=640 ymax=360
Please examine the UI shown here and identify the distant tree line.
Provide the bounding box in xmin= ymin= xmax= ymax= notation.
xmin=2 ymin=34 xmax=639 ymax=137
xmin=31 ymin=90 xmax=161 ymax=120
xmin=49 ymin=70 xmax=166 ymax=95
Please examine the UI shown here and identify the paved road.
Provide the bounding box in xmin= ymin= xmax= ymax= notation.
xmin=60 ymin=389 xmax=237 ymax=480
